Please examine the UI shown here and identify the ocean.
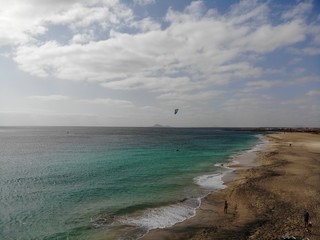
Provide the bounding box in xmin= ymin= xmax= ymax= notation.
xmin=0 ymin=127 xmax=263 ymax=239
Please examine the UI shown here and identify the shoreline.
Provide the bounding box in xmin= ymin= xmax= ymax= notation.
xmin=141 ymin=133 xmax=320 ymax=240
xmin=103 ymin=133 xmax=264 ymax=240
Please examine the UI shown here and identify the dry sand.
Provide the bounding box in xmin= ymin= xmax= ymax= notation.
xmin=141 ymin=133 xmax=320 ymax=240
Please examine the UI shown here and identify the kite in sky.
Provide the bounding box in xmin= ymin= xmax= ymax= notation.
xmin=174 ymin=109 xmax=179 ymax=115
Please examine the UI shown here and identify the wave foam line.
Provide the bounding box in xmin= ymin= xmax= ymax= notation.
xmin=120 ymin=198 xmax=200 ymax=231
xmin=194 ymin=173 xmax=226 ymax=189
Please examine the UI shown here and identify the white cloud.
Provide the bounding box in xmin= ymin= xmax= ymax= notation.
xmin=302 ymin=47 xmax=320 ymax=56
xmin=70 ymin=33 xmax=94 ymax=44
xmin=157 ymin=90 xmax=223 ymax=102
xmin=306 ymin=90 xmax=320 ymax=97
xmin=131 ymin=17 xmax=161 ymax=32
xmin=81 ymin=98 xmax=134 ymax=108
xmin=244 ymin=80 xmax=281 ymax=92
xmin=218 ymin=92 xmax=320 ymax=127
xmin=13 ymin=2 xmax=310 ymax=80
xmin=281 ymin=97 xmax=308 ymax=106
xmin=133 ymin=0 xmax=155 ymax=6
xmin=101 ymin=76 xmax=201 ymax=93
xmin=290 ymin=76 xmax=320 ymax=85
xmin=2 ymin=0 xmax=319 ymax=127
xmin=0 ymin=1 xmax=66 ymax=46
xmin=184 ymin=1 xmax=206 ymax=18
xmin=228 ymin=0 xmax=269 ymax=25
xmin=12 ymin=0 xmax=310 ymax=99
xmin=14 ymin=41 xmax=63 ymax=78
xmin=0 ymin=111 xmax=100 ymax=126
xmin=281 ymin=1 xmax=313 ymax=20
xmin=48 ymin=1 xmax=133 ymax=30
xmin=0 ymin=0 xmax=133 ymax=46
xmin=243 ymin=20 xmax=306 ymax=53
xmin=28 ymin=95 xmax=70 ymax=101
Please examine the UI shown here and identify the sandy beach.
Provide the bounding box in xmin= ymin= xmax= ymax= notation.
xmin=141 ymin=133 xmax=320 ymax=240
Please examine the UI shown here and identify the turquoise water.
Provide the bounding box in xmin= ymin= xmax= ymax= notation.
xmin=0 ymin=127 xmax=260 ymax=239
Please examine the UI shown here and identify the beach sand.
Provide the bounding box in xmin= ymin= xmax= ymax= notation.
xmin=141 ymin=133 xmax=320 ymax=240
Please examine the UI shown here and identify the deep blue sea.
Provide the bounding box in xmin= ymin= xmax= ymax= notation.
xmin=0 ymin=127 xmax=262 ymax=239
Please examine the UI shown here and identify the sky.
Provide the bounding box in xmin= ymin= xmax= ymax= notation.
xmin=0 ymin=0 xmax=319 ymax=127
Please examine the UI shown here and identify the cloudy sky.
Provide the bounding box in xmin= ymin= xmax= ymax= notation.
xmin=1 ymin=0 xmax=319 ymax=127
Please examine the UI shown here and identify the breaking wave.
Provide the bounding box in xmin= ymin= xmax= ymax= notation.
xmin=120 ymin=198 xmax=201 ymax=231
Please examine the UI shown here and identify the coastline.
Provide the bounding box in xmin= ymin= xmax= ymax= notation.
xmin=141 ymin=132 xmax=320 ymax=240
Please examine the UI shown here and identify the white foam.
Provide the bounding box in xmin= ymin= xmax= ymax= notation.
xmin=247 ymin=134 xmax=269 ymax=153
xmin=194 ymin=173 xmax=226 ymax=189
xmin=120 ymin=198 xmax=200 ymax=231
xmin=222 ymin=134 xmax=269 ymax=169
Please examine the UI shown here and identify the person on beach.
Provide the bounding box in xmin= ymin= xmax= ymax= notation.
xmin=224 ymin=200 xmax=228 ymax=214
xmin=304 ymin=211 xmax=310 ymax=231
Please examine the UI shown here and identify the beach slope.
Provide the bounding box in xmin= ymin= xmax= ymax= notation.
xmin=142 ymin=133 xmax=320 ymax=240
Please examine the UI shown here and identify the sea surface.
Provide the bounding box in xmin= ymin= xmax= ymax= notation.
xmin=0 ymin=127 xmax=263 ymax=239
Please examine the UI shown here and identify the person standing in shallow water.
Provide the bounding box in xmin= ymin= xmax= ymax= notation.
xmin=224 ymin=200 xmax=228 ymax=214
xmin=304 ymin=211 xmax=310 ymax=231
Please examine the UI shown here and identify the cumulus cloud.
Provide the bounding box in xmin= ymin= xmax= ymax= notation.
xmin=11 ymin=0 xmax=313 ymax=98
xmin=48 ymin=1 xmax=133 ymax=30
xmin=242 ymin=20 xmax=306 ymax=53
xmin=0 ymin=0 xmax=133 ymax=46
xmin=70 ymin=33 xmax=94 ymax=44
xmin=130 ymin=17 xmax=161 ymax=32
xmin=2 ymin=0 xmax=319 ymax=125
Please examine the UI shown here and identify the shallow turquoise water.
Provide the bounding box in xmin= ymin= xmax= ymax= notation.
xmin=0 ymin=127 xmax=260 ymax=239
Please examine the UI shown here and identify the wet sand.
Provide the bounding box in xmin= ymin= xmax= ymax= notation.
xmin=141 ymin=133 xmax=320 ymax=240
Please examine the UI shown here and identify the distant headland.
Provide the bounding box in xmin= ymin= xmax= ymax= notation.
xmin=150 ymin=126 xmax=320 ymax=133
